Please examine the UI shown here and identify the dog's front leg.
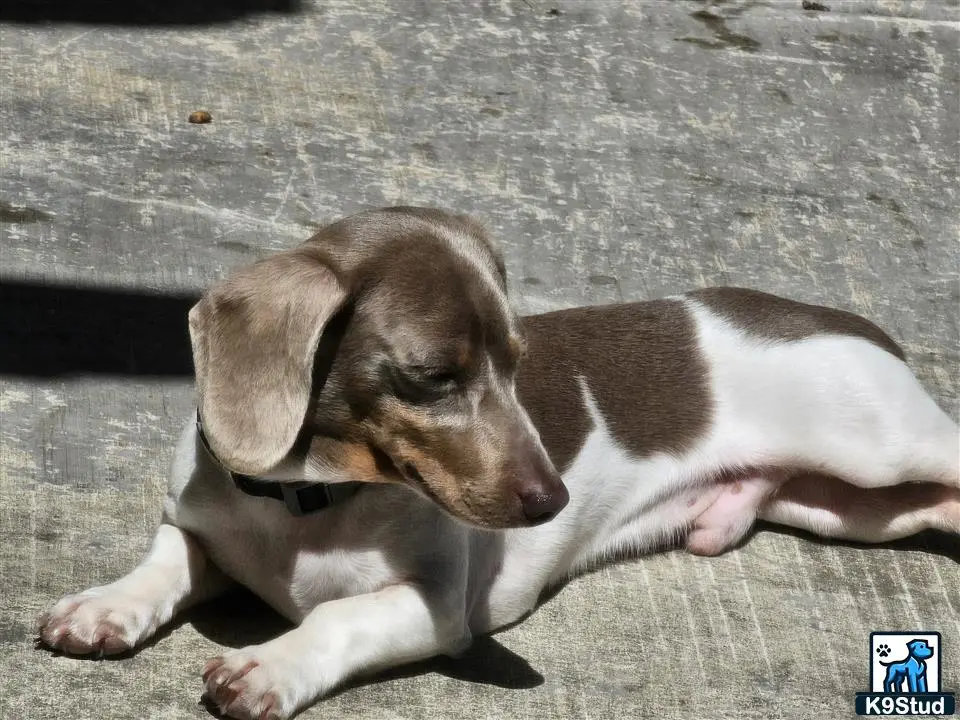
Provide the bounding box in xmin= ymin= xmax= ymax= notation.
xmin=38 ymin=523 xmax=229 ymax=655
xmin=202 ymin=583 xmax=469 ymax=720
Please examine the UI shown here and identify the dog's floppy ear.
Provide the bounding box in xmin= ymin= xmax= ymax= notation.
xmin=188 ymin=249 xmax=348 ymax=476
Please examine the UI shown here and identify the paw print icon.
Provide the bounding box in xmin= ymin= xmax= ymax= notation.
xmin=876 ymin=643 xmax=891 ymax=658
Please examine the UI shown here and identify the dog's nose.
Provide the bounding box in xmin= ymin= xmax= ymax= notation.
xmin=509 ymin=435 xmax=570 ymax=524
xmin=518 ymin=483 xmax=570 ymax=524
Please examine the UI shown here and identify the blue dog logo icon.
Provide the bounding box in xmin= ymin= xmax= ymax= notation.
xmin=856 ymin=631 xmax=956 ymax=716
xmin=880 ymin=638 xmax=935 ymax=694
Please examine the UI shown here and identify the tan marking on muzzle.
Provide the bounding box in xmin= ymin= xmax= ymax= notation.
xmin=374 ymin=401 xmax=528 ymax=527
xmin=309 ymin=436 xmax=398 ymax=484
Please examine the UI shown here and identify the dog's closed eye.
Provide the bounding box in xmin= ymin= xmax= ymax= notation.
xmin=415 ymin=366 xmax=463 ymax=385
xmin=389 ymin=365 xmax=463 ymax=403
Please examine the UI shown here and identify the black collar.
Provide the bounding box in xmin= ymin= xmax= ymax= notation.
xmin=195 ymin=411 xmax=362 ymax=516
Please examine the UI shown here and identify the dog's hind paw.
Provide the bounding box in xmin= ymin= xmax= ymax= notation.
xmin=36 ymin=587 xmax=152 ymax=656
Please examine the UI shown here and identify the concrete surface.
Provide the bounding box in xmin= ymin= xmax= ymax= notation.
xmin=1 ymin=1 xmax=958 ymax=718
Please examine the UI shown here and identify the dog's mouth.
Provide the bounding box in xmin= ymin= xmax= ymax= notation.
xmin=366 ymin=443 xmax=424 ymax=487
xmin=388 ymin=454 xmax=517 ymax=528
xmin=400 ymin=461 xmax=424 ymax=484
xmin=374 ymin=440 xmax=566 ymax=530
xmin=396 ymin=460 xmax=448 ymax=509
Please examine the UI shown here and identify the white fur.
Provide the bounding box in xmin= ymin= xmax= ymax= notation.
xmin=38 ymin=302 xmax=959 ymax=720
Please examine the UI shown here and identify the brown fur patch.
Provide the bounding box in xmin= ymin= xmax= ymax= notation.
xmin=508 ymin=335 xmax=526 ymax=364
xmin=517 ymin=299 xmax=712 ymax=471
xmin=689 ymin=287 xmax=905 ymax=359
xmin=309 ymin=436 xmax=396 ymax=484
xmin=455 ymin=341 xmax=473 ymax=371
xmin=387 ymin=434 xmax=516 ymax=525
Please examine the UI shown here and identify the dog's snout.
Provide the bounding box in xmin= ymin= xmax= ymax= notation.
xmin=518 ymin=483 xmax=569 ymax=524
xmin=512 ymin=439 xmax=569 ymax=525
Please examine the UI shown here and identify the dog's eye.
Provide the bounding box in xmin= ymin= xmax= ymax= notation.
xmin=420 ymin=368 xmax=461 ymax=385
xmin=390 ymin=365 xmax=462 ymax=403
xmin=409 ymin=365 xmax=463 ymax=389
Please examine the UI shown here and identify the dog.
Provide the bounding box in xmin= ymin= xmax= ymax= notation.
xmin=37 ymin=207 xmax=959 ymax=720
xmin=883 ymin=639 xmax=935 ymax=693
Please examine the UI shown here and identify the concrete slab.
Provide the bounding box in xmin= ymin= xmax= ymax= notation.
xmin=1 ymin=1 xmax=958 ymax=719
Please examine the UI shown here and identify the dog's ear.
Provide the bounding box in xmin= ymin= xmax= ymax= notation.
xmin=188 ymin=249 xmax=348 ymax=476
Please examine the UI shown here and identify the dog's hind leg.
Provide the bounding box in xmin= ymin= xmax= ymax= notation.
xmin=758 ymin=348 xmax=960 ymax=544
xmin=37 ymin=523 xmax=231 ymax=655
xmin=686 ymin=473 xmax=784 ymax=556
xmin=696 ymin=301 xmax=959 ymax=493
xmin=760 ymin=473 xmax=959 ymax=544
xmin=885 ymin=669 xmax=901 ymax=693
xmin=795 ymin=345 xmax=960 ymax=492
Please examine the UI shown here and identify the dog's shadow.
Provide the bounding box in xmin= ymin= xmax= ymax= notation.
xmin=753 ymin=524 xmax=960 ymax=562
xmin=182 ymin=589 xmax=543 ymax=716
xmin=533 ymin=525 xmax=960 ymax=611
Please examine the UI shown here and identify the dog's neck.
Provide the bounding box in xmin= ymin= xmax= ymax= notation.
xmin=195 ymin=411 xmax=362 ymax=516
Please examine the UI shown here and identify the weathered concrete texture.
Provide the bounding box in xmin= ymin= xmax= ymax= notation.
xmin=1 ymin=1 xmax=958 ymax=719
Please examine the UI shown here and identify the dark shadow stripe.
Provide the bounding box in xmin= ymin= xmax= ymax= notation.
xmin=0 ymin=279 xmax=199 ymax=377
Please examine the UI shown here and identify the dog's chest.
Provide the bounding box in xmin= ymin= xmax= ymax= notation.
xmin=187 ymin=490 xmax=401 ymax=622
xmin=283 ymin=543 xmax=398 ymax=619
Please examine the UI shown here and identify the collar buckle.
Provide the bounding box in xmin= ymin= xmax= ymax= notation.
xmin=196 ymin=410 xmax=360 ymax=516
xmin=281 ymin=482 xmax=323 ymax=516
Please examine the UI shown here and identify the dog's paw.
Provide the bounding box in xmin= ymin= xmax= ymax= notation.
xmin=202 ymin=650 xmax=303 ymax=720
xmin=37 ymin=587 xmax=154 ymax=656
xmin=877 ymin=644 xmax=891 ymax=658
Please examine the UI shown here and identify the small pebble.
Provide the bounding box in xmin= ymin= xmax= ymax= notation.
xmin=188 ymin=110 xmax=212 ymax=124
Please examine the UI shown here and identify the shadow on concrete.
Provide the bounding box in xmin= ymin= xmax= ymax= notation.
xmin=188 ymin=588 xmax=294 ymax=649
xmin=534 ymin=525 xmax=960 ymax=614
xmin=753 ymin=523 xmax=960 ymax=563
xmin=0 ymin=279 xmax=198 ymax=377
xmin=322 ymin=635 xmax=545 ymax=706
xmin=0 ymin=0 xmax=300 ymax=25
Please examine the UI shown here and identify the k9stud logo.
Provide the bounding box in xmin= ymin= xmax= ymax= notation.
xmin=855 ymin=632 xmax=956 ymax=716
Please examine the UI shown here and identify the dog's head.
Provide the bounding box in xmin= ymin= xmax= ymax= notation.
xmin=188 ymin=206 xmax=569 ymax=529
xmin=907 ymin=639 xmax=934 ymax=660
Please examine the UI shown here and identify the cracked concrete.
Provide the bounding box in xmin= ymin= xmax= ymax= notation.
xmin=1 ymin=1 xmax=958 ymax=719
